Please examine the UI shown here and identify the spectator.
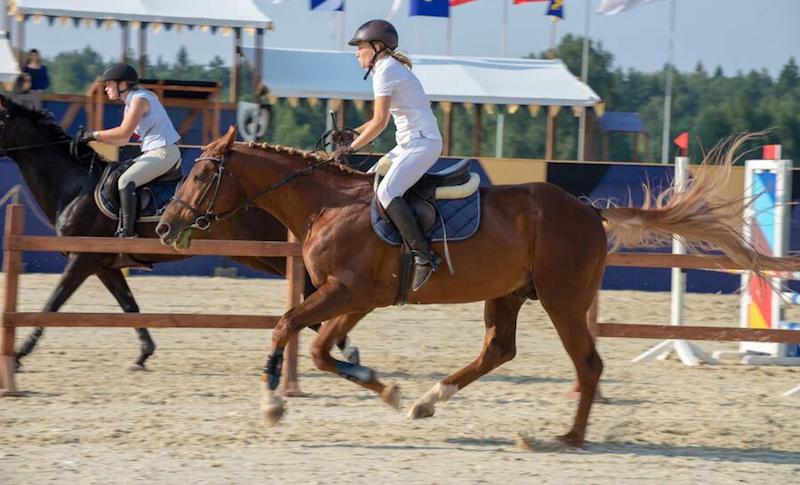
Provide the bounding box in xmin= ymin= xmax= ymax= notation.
xmin=22 ymin=49 xmax=50 ymax=92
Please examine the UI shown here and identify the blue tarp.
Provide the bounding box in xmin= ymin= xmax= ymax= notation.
xmin=600 ymin=111 xmax=647 ymax=134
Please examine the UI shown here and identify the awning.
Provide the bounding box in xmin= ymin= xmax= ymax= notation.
xmin=10 ymin=0 xmax=274 ymax=30
xmin=600 ymin=112 xmax=647 ymax=133
xmin=241 ymin=47 xmax=600 ymax=107
xmin=0 ymin=33 xmax=20 ymax=85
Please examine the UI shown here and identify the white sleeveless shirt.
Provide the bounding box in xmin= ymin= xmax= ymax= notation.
xmin=124 ymin=89 xmax=181 ymax=152
xmin=372 ymin=56 xmax=441 ymax=146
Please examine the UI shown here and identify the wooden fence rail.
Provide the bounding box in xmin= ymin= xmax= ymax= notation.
xmin=1 ymin=204 xmax=305 ymax=396
xmin=4 ymin=203 xmax=800 ymax=397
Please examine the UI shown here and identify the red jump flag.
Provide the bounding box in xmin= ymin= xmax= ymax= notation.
xmin=673 ymin=131 xmax=689 ymax=155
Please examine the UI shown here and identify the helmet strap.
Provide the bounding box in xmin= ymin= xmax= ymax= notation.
xmin=363 ymin=42 xmax=389 ymax=81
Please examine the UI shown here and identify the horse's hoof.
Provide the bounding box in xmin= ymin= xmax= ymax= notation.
xmin=406 ymin=401 xmax=435 ymax=420
xmin=262 ymin=404 xmax=285 ymax=427
xmin=342 ymin=346 xmax=360 ymax=365
xmin=381 ymin=383 xmax=401 ymax=410
xmin=128 ymin=363 xmax=148 ymax=372
xmin=556 ymin=431 xmax=585 ymax=448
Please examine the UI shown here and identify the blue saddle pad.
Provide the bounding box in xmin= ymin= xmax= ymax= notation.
xmin=371 ymin=191 xmax=481 ymax=246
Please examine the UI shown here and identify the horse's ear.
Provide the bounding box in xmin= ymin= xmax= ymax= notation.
xmin=204 ymin=125 xmax=238 ymax=156
xmin=222 ymin=125 xmax=237 ymax=150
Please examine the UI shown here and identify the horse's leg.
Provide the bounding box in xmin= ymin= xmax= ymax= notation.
xmin=407 ymin=293 xmax=524 ymax=420
xmin=534 ymin=271 xmax=603 ymax=448
xmin=302 ymin=272 xmax=359 ymax=365
xmin=260 ymin=279 xmax=359 ymax=426
xmin=309 ymin=312 xmax=399 ymax=409
xmin=15 ymin=253 xmax=102 ymax=369
xmin=96 ymin=268 xmax=155 ymax=371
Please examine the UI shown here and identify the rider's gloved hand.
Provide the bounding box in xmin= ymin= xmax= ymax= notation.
xmin=331 ymin=144 xmax=354 ymax=163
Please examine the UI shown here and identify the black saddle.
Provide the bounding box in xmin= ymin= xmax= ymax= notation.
xmin=94 ymin=159 xmax=182 ymax=221
xmin=377 ymin=158 xmax=473 ymax=232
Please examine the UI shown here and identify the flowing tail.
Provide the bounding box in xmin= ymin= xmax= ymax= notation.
xmin=598 ymin=133 xmax=794 ymax=277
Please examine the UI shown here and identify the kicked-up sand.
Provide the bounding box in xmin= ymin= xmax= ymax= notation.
xmin=0 ymin=274 xmax=798 ymax=484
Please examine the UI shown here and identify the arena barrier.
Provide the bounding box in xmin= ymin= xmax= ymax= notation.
xmin=4 ymin=202 xmax=800 ymax=397
xmin=615 ymin=146 xmax=800 ymax=397
xmin=1 ymin=204 xmax=306 ymax=396
xmin=723 ymin=146 xmax=800 ymax=366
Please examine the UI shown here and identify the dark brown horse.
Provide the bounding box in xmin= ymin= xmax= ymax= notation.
xmin=0 ymin=95 xmax=357 ymax=370
xmin=157 ymin=127 xmax=772 ymax=447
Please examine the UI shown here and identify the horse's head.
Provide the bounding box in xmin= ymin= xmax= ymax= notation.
xmin=157 ymin=125 xmax=243 ymax=249
xmin=0 ymin=94 xmax=46 ymax=150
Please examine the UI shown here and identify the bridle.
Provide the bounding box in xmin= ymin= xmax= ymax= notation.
xmin=170 ymin=151 xmax=336 ymax=231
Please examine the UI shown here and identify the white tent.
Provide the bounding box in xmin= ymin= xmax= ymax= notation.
xmin=0 ymin=32 xmax=20 ymax=85
xmin=241 ymin=47 xmax=600 ymax=107
xmin=10 ymin=0 xmax=273 ymax=29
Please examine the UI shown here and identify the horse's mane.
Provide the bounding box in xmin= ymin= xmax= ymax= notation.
xmin=235 ymin=141 xmax=369 ymax=177
xmin=1 ymin=95 xmax=108 ymax=163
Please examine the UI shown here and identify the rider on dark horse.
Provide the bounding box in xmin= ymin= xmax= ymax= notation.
xmin=337 ymin=20 xmax=442 ymax=292
xmin=81 ymin=63 xmax=181 ymax=241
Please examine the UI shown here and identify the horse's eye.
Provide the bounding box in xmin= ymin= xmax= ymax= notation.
xmin=194 ymin=174 xmax=205 ymax=183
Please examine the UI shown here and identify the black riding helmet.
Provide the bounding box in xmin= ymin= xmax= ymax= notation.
xmin=101 ymin=63 xmax=139 ymax=83
xmin=348 ymin=19 xmax=399 ymax=50
xmin=348 ymin=20 xmax=399 ymax=80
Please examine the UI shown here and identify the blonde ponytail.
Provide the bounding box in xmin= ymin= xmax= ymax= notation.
xmin=390 ymin=51 xmax=413 ymax=69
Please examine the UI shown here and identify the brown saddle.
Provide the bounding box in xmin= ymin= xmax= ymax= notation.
xmin=377 ymin=159 xmax=472 ymax=232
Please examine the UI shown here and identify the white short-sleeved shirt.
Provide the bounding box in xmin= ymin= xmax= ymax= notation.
xmin=372 ymin=56 xmax=442 ymax=146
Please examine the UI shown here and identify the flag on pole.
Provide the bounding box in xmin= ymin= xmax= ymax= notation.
xmin=546 ymin=0 xmax=564 ymax=18
xmin=450 ymin=0 xmax=477 ymax=5
xmin=514 ymin=0 xmax=548 ymax=4
xmin=310 ymin=0 xmax=344 ymax=12
xmin=673 ymin=131 xmax=689 ymax=153
xmin=389 ymin=0 xmax=403 ymax=17
xmin=597 ymin=0 xmax=660 ymax=15
xmin=410 ymin=0 xmax=450 ymax=17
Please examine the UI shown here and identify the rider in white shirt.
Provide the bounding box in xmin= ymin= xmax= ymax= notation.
xmin=83 ymin=63 xmax=181 ymax=238
xmin=340 ymin=19 xmax=443 ymax=292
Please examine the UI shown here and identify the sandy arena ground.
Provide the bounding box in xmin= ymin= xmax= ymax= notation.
xmin=0 ymin=273 xmax=798 ymax=484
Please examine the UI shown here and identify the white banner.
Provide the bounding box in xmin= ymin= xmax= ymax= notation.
xmin=597 ymin=0 xmax=660 ymax=15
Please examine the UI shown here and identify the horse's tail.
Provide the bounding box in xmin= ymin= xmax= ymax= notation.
xmin=598 ymin=133 xmax=793 ymax=276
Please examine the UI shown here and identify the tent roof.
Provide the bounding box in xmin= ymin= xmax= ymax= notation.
xmin=10 ymin=0 xmax=274 ymax=30
xmin=600 ymin=111 xmax=647 ymax=133
xmin=242 ymin=47 xmax=600 ymax=107
xmin=0 ymin=33 xmax=20 ymax=85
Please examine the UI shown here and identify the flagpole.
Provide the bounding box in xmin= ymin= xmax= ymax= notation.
xmin=446 ymin=15 xmax=453 ymax=56
xmin=502 ymin=0 xmax=509 ymax=57
xmin=548 ymin=18 xmax=557 ymax=59
xmin=577 ymin=0 xmax=591 ymax=161
xmin=660 ymin=0 xmax=676 ymax=164
xmin=338 ymin=9 xmax=345 ymax=50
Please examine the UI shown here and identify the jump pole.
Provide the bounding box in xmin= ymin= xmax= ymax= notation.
xmin=632 ymin=155 xmax=718 ymax=365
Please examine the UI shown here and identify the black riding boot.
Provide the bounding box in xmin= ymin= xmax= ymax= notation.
xmin=117 ymin=182 xmax=138 ymax=238
xmin=385 ymin=197 xmax=439 ymax=291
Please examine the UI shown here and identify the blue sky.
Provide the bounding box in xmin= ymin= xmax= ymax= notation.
xmin=21 ymin=0 xmax=800 ymax=77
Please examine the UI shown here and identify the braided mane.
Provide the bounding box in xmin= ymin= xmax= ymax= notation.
xmin=237 ymin=141 xmax=366 ymax=175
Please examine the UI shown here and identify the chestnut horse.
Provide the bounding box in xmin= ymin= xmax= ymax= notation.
xmin=157 ymin=127 xmax=770 ymax=447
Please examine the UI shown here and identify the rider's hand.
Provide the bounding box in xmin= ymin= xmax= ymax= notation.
xmin=80 ymin=131 xmax=98 ymax=143
xmin=331 ymin=144 xmax=354 ymax=163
